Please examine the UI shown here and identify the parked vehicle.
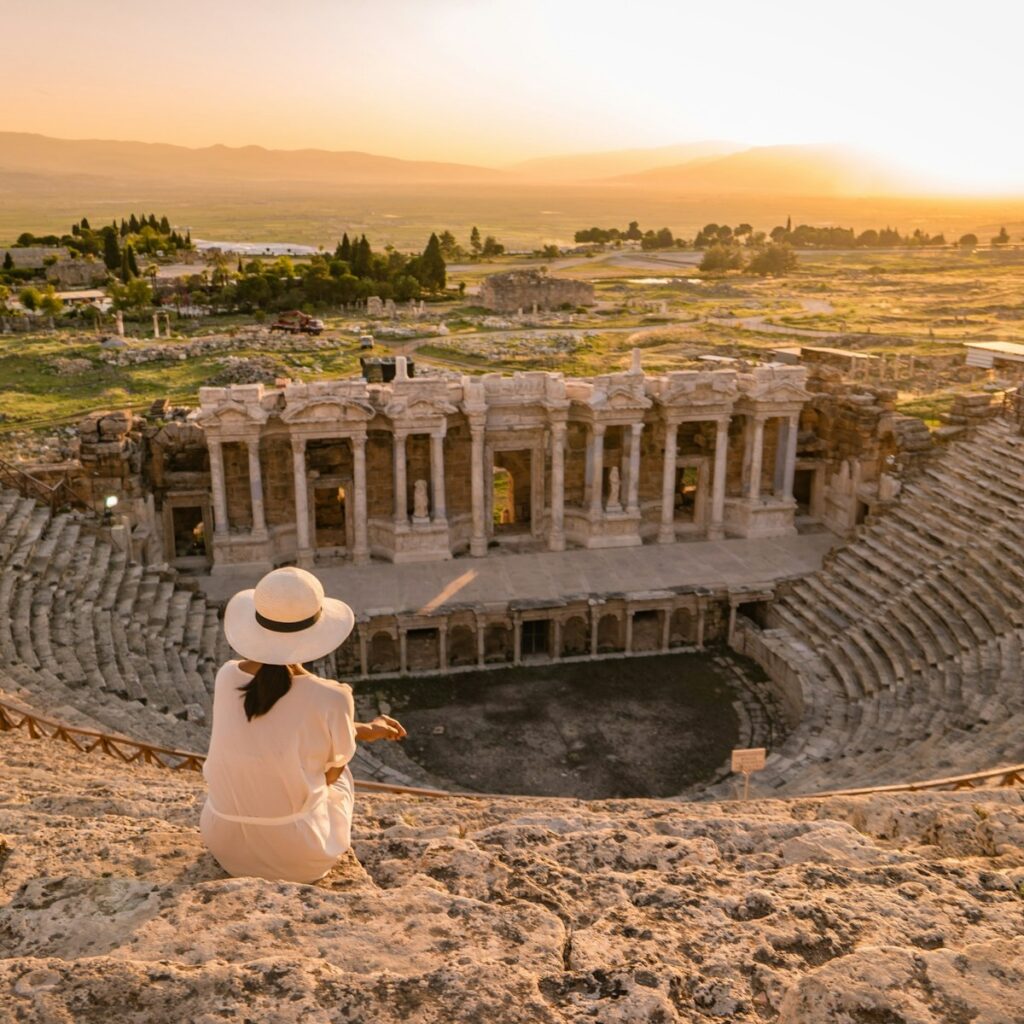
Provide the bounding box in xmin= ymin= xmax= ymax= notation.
xmin=270 ymin=310 xmax=325 ymax=335
xmin=359 ymin=334 xmax=375 ymax=350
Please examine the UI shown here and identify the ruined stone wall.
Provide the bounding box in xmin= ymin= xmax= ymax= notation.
xmin=564 ymin=423 xmax=587 ymax=507
xmin=478 ymin=271 xmax=595 ymax=313
xmin=261 ymin=437 xmax=294 ymax=527
xmin=222 ymin=442 xmax=252 ymax=531
xmin=443 ymin=426 xmax=472 ymax=516
xmin=366 ymin=432 xmax=394 ymax=519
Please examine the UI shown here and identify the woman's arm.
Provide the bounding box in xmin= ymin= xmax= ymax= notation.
xmin=355 ymin=715 xmax=407 ymax=742
xmin=324 ymin=716 xmax=406 ymax=786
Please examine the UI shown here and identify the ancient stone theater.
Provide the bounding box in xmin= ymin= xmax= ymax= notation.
xmin=191 ymin=356 xmax=807 ymax=570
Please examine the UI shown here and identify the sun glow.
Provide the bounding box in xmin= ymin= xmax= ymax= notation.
xmin=2 ymin=0 xmax=1022 ymax=193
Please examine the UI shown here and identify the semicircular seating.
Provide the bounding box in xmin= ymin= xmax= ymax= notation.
xmin=749 ymin=415 xmax=1024 ymax=794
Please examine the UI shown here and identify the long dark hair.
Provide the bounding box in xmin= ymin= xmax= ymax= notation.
xmin=238 ymin=664 xmax=292 ymax=720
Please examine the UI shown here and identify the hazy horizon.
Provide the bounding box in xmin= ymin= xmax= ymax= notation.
xmin=4 ymin=0 xmax=1023 ymax=194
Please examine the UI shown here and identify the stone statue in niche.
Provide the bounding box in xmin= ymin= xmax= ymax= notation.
xmin=413 ymin=478 xmax=430 ymax=521
xmin=607 ymin=466 xmax=622 ymax=510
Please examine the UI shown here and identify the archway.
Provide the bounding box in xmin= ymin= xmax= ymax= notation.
xmin=369 ymin=632 xmax=398 ymax=674
xmin=448 ymin=624 xmax=476 ymax=666
xmin=561 ymin=616 xmax=588 ymax=657
xmin=670 ymin=609 xmax=694 ymax=647
xmin=597 ymin=613 xmax=622 ymax=653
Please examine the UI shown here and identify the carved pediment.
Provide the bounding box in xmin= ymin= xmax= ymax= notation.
xmin=383 ymin=396 xmax=458 ymax=422
xmin=281 ymin=396 xmax=375 ymax=424
xmin=660 ymin=371 xmax=738 ymax=407
xmin=740 ymin=368 xmax=811 ymax=404
xmin=590 ymin=382 xmax=652 ymax=412
xmin=195 ymin=400 xmax=269 ymax=427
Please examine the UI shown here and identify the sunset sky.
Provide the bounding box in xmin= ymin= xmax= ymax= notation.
xmin=5 ymin=0 xmax=1021 ymax=191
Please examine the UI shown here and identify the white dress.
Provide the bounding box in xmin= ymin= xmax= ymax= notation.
xmin=200 ymin=661 xmax=357 ymax=883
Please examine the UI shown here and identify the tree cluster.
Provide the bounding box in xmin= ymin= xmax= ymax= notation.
xmin=215 ymin=233 xmax=448 ymax=314
xmin=699 ymin=241 xmax=798 ymax=277
xmin=15 ymin=214 xmax=192 ymax=263
xmin=574 ymin=221 xmax=644 ymax=244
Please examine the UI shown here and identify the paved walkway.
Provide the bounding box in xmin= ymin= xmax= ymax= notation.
xmin=200 ymin=532 xmax=836 ymax=616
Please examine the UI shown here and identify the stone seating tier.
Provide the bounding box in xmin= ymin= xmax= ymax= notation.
xmin=0 ymin=488 xmax=228 ymax=750
xmin=753 ymin=418 xmax=1024 ymax=794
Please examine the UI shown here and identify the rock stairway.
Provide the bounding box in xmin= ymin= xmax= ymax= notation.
xmin=2 ymin=724 xmax=1023 ymax=1023
xmin=751 ymin=417 xmax=1024 ymax=794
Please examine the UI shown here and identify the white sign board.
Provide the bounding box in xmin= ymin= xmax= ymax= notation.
xmin=731 ymin=747 xmax=766 ymax=774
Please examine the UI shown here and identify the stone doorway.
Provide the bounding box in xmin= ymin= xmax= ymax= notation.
xmin=171 ymin=506 xmax=207 ymax=559
xmin=521 ymin=619 xmax=551 ymax=660
xmin=313 ymin=483 xmax=348 ymax=550
xmin=675 ymin=465 xmax=700 ymax=522
xmin=793 ymin=468 xmax=814 ymax=514
xmin=492 ymin=450 xmax=532 ymax=535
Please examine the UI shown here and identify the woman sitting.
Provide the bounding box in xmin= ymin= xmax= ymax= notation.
xmin=200 ymin=566 xmax=405 ymax=883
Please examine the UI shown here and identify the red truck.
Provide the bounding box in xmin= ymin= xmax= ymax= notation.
xmin=270 ymin=310 xmax=325 ymax=336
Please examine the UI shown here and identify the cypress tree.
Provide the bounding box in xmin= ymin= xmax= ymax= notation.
xmin=421 ymin=233 xmax=446 ymax=291
xmin=148 ymin=213 xmax=158 ymax=229
xmin=80 ymin=216 xmax=91 ymax=231
xmin=128 ymin=213 xmax=139 ymax=233
xmin=120 ymin=218 xmax=128 ymax=238
xmin=3 ymin=251 xmax=13 ymax=271
xmin=126 ymin=245 xmax=139 ymax=277
xmin=339 ymin=233 xmax=351 ymax=261
xmin=103 ymin=229 xmax=121 ymax=271
xmin=351 ymin=235 xmax=372 ymax=277
xmin=185 ymin=230 xmax=192 ymax=247
xmin=159 ymin=215 xmax=170 ymax=233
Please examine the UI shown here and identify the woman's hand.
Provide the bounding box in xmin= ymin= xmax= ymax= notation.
xmin=356 ymin=715 xmax=407 ymax=742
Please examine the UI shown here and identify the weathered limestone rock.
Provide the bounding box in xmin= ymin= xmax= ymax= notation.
xmin=2 ymin=728 xmax=1023 ymax=1023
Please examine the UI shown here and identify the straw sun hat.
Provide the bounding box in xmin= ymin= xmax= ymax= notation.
xmin=224 ymin=567 xmax=355 ymax=665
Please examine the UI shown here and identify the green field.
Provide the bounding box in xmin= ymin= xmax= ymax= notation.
xmin=3 ymin=247 xmax=1019 ymax=439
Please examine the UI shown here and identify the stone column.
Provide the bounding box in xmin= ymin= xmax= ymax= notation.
xmin=783 ymin=413 xmax=799 ymax=499
xmin=709 ymin=417 xmax=729 ymax=540
xmin=430 ymin=431 xmax=447 ymax=523
xmin=624 ymin=609 xmax=634 ymax=654
xmin=697 ymin=603 xmax=706 ymax=649
xmin=291 ymin=436 xmax=312 ymax=564
xmin=208 ymin=438 xmax=229 ymax=536
xmin=553 ymin=618 xmax=563 ymax=661
xmin=398 ymin=628 xmax=408 ymax=675
xmin=589 ymin=424 xmax=606 ymax=516
xmin=513 ymin=616 xmax=522 ymax=665
xmin=660 ymin=608 xmax=672 ymax=652
xmin=352 ymin=432 xmax=369 ymax=563
xmin=627 ymin=422 xmax=643 ymax=513
xmin=475 ymin=613 xmax=486 ymax=666
xmin=470 ymin=423 xmax=487 ymax=556
xmin=392 ymin=431 xmax=407 ymax=527
xmin=658 ymin=422 xmax=678 ymax=543
xmin=746 ymin=416 xmax=765 ymax=500
xmin=357 ymin=623 xmax=369 ymax=678
xmin=549 ymin=422 xmax=566 ymax=551
xmin=246 ymin=439 xmax=266 ymax=536
xmin=438 ymin=623 xmax=448 ymax=672
xmin=589 ymin=603 xmax=600 ymax=657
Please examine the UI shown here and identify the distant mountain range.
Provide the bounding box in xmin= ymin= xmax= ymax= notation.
xmin=0 ymin=132 xmax=504 ymax=187
xmin=0 ymin=132 xmax=930 ymax=197
xmin=504 ymin=141 xmax=745 ymax=181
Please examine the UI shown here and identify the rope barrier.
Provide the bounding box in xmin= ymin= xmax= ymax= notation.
xmin=2 ymin=695 xmax=1022 ymax=801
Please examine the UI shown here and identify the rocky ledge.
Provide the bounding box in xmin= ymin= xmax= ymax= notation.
xmin=1 ymin=728 xmax=1023 ymax=1023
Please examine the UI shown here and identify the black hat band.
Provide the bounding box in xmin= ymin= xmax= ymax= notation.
xmin=255 ymin=608 xmax=323 ymax=633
